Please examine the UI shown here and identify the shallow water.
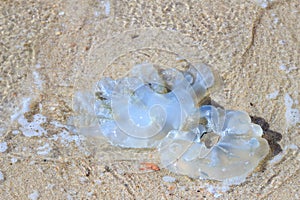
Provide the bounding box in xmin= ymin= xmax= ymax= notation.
xmin=1 ymin=0 xmax=299 ymax=199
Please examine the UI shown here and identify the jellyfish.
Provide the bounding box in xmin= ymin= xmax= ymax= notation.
xmin=94 ymin=62 xmax=269 ymax=182
xmin=94 ymin=63 xmax=217 ymax=148
xmin=158 ymin=105 xmax=270 ymax=181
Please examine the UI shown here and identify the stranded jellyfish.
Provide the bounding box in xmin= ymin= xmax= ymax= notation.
xmin=94 ymin=63 xmax=216 ymax=148
xmin=93 ymin=62 xmax=269 ymax=181
xmin=158 ymin=105 xmax=269 ymax=181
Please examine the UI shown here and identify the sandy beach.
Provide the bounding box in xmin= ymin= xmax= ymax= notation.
xmin=0 ymin=0 xmax=299 ymax=199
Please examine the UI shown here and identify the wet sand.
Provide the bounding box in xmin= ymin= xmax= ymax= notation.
xmin=0 ymin=0 xmax=299 ymax=199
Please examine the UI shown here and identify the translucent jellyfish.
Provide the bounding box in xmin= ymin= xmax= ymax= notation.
xmin=158 ymin=105 xmax=270 ymax=181
xmin=94 ymin=63 xmax=218 ymax=148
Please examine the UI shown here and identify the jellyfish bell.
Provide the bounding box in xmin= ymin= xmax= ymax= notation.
xmin=158 ymin=105 xmax=270 ymax=182
xmin=95 ymin=63 xmax=206 ymax=148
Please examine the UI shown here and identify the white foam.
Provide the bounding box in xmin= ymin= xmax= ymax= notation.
xmin=33 ymin=71 xmax=43 ymax=91
xmin=0 ymin=128 xmax=4 ymax=137
xmin=11 ymin=157 xmax=18 ymax=163
xmin=94 ymin=180 xmax=102 ymax=185
xmin=285 ymin=144 xmax=298 ymax=150
xmin=50 ymin=121 xmax=69 ymax=129
xmin=37 ymin=143 xmax=52 ymax=155
xmin=0 ymin=171 xmax=4 ymax=181
xmin=35 ymin=63 xmax=41 ymax=69
xmin=162 ymin=176 xmax=176 ymax=183
xmin=18 ymin=114 xmax=47 ymax=137
xmin=206 ymin=185 xmax=223 ymax=198
xmin=271 ymin=14 xmax=279 ymax=24
xmin=46 ymin=184 xmax=55 ymax=189
xmin=279 ymin=64 xmax=287 ymax=71
xmin=254 ymin=0 xmax=269 ymax=8
xmin=28 ymin=190 xmax=39 ymax=200
xmin=104 ymin=0 xmax=110 ymax=16
xmin=278 ymin=40 xmax=286 ymax=45
xmin=10 ymin=97 xmax=31 ymax=121
xmin=12 ymin=130 xmax=20 ymax=135
xmin=21 ymin=114 xmax=46 ymax=136
xmin=284 ymin=94 xmax=300 ymax=127
xmin=86 ymin=191 xmax=94 ymax=197
xmin=279 ymin=64 xmax=298 ymax=73
xmin=286 ymin=66 xmax=297 ymax=73
xmin=50 ymin=129 xmax=84 ymax=147
xmin=266 ymin=90 xmax=279 ymax=99
xmin=0 ymin=142 xmax=8 ymax=153
xmin=94 ymin=11 xmax=100 ymax=17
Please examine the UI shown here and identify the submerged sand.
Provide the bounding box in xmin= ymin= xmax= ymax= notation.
xmin=0 ymin=0 xmax=299 ymax=199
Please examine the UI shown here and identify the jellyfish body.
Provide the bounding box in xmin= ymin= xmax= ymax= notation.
xmin=158 ymin=105 xmax=270 ymax=181
xmin=94 ymin=62 xmax=269 ymax=181
xmin=94 ymin=63 xmax=216 ymax=148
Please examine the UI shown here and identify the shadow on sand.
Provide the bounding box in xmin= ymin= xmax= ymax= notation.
xmin=250 ymin=116 xmax=283 ymax=157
